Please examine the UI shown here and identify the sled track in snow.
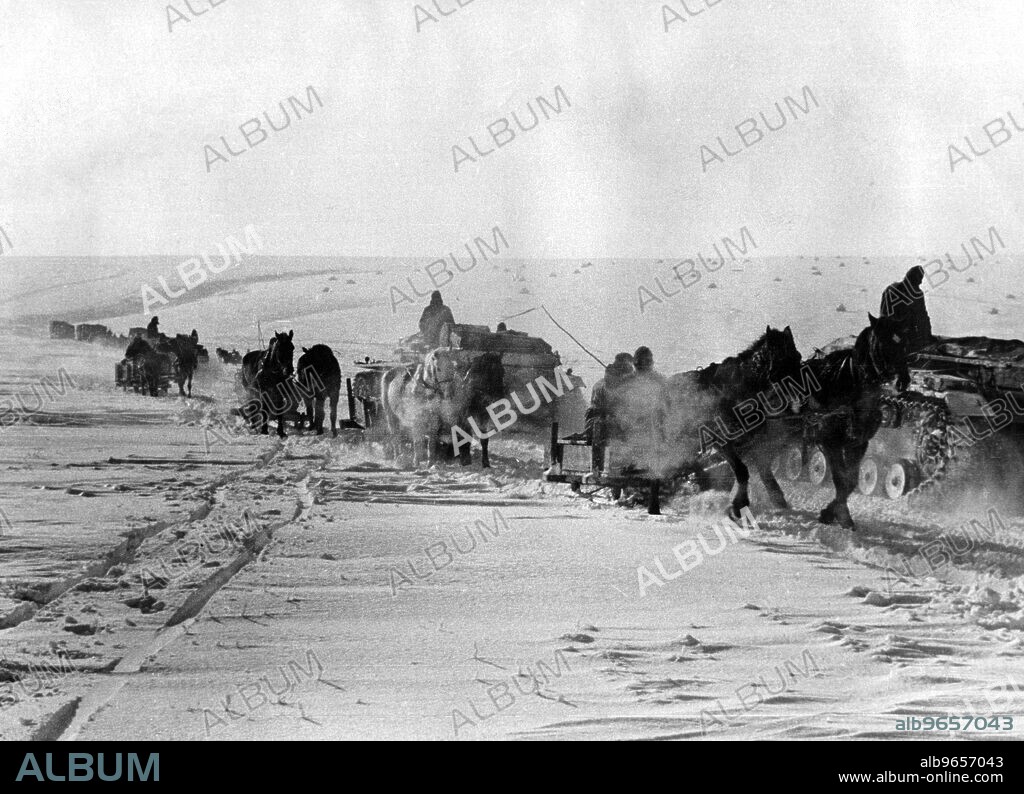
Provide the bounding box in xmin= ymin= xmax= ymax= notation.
xmin=16 ymin=442 xmax=328 ymax=742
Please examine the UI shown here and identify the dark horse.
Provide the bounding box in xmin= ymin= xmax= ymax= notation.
xmin=796 ymin=313 xmax=910 ymax=530
xmin=296 ymin=344 xmax=342 ymax=437
xmin=125 ymin=337 xmax=168 ymax=397
xmin=159 ymin=334 xmax=198 ymax=397
xmin=666 ymin=326 xmax=804 ymax=522
xmin=241 ymin=330 xmax=296 ymax=438
xmin=453 ymin=352 xmax=506 ymax=468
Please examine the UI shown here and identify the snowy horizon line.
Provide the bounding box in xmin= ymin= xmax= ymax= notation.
xmin=2 ymin=253 xmax=1017 ymax=261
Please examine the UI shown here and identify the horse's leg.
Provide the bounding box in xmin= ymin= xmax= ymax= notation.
xmin=276 ymin=393 xmax=288 ymax=439
xmin=246 ymin=398 xmax=262 ymax=430
xmin=832 ymin=441 xmax=867 ymax=530
xmin=818 ymin=443 xmax=844 ymax=525
xmin=259 ymin=397 xmax=270 ymax=435
xmin=315 ymin=397 xmax=325 ymax=435
xmin=458 ymin=428 xmax=472 ymax=466
xmin=187 ymin=371 xmax=193 ymax=397
xmin=330 ymin=390 xmax=339 ymax=438
xmin=480 ymin=436 xmax=490 ymax=469
xmin=719 ymin=444 xmax=750 ymax=522
xmin=755 ymin=449 xmax=789 ymax=509
xmin=427 ymin=431 xmax=438 ymax=467
xmin=412 ymin=430 xmax=423 ymax=468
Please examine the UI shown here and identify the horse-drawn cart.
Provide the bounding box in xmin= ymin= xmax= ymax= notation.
xmin=544 ymin=422 xmax=667 ymax=514
xmin=114 ymin=356 xmax=172 ymax=396
xmin=353 ymin=323 xmax=586 ymax=432
xmin=541 ymin=420 xmax=739 ymax=514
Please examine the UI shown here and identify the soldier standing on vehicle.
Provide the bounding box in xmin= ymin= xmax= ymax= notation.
xmin=880 ymin=265 xmax=933 ymax=349
xmin=880 ymin=265 xmax=932 ymax=390
xmin=418 ymin=291 xmax=456 ymax=348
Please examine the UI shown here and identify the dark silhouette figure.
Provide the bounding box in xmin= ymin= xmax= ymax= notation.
xmin=418 ymin=291 xmax=456 ymax=348
xmin=881 ymin=267 xmax=932 ymax=346
xmin=147 ymin=316 xmax=160 ymax=336
xmin=880 ymin=266 xmax=932 ymax=390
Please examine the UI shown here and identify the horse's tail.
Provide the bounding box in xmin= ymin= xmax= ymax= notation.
xmin=240 ymin=351 xmax=263 ymax=391
xmin=379 ymin=368 xmax=398 ymax=428
xmin=380 ymin=367 xmax=410 ymax=436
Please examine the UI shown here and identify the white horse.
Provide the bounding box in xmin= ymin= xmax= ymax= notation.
xmin=380 ymin=349 xmax=461 ymax=467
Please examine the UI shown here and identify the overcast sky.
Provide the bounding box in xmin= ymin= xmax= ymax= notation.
xmin=2 ymin=0 xmax=1024 ymax=257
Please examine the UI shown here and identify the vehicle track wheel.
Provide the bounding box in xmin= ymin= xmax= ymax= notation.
xmin=857 ymin=457 xmax=879 ymax=496
xmin=807 ymin=447 xmax=829 ymax=486
xmin=774 ymin=444 xmax=806 ymax=481
xmin=781 ymin=445 xmax=804 ymax=481
xmin=884 ymin=459 xmax=919 ymax=499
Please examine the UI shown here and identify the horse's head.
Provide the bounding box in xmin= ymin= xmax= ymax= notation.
xmin=268 ymin=330 xmax=295 ymax=377
xmin=421 ymin=348 xmax=458 ymax=398
xmin=126 ymin=337 xmax=151 ymax=358
xmin=749 ymin=324 xmax=802 ymax=387
xmin=465 ymin=352 xmax=506 ymax=403
xmin=863 ymin=313 xmax=910 ymax=379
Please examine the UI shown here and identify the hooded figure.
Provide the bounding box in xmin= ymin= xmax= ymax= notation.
xmin=880 ymin=266 xmax=932 ymax=350
xmin=617 ymin=346 xmax=669 ymax=471
xmin=418 ymin=291 xmax=456 ymax=348
xmin=147 ymin=316 xmax=160 ymax=336
xmin=585 ymin=353 xmax=636 ymax=473
xmin=632 ymin=346 xmax=666 ymax=385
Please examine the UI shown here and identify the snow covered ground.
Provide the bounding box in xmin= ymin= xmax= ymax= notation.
xmin=1 ymin=256 xmax=1023 ymax=741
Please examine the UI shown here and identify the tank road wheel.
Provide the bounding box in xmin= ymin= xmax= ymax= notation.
xmin=879 ymin=401 xmax=900 ymax=428
xmin=857 ymin=457 xmax=880 ymax=496
xmin=778 ymin=445 xmax=804 ymax=481
xmin=884 ymin=459 xmax=920 ymax=500
xmin=807 ymin=447 xmax=829 ymax=486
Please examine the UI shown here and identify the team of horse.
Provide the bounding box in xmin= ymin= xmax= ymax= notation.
xmin=124 ymin=333 xmax=199 ymax=397
xmin=380 ymin=349 xmax=506 ymax=468
xmin=662 ymin=315 xmax=909 ymax=531
xmin=126 ymin=311 xmax=909 ymax=531
xmin=235 ymin=333 xmax=505 ymax=461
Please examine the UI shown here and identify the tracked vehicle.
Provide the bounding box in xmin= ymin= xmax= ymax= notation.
xmin=775 ymin=336 xmax=1024 ymax=500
